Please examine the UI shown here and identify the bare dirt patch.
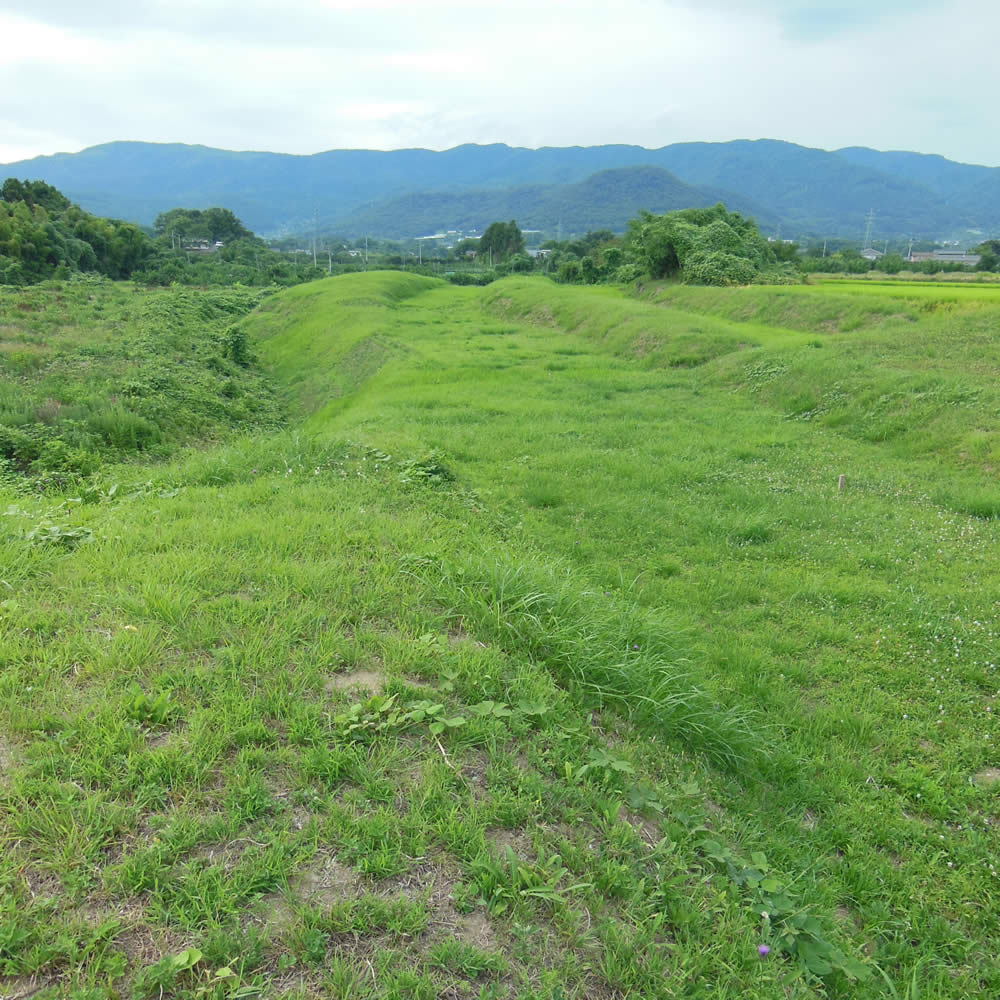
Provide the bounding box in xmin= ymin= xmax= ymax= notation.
xmin=377 ymin=852 xmax=462 ymax=908
xmin=0 ymin=732 xmax=16 ymax=784
xmin=297 ymin=854 xmax=363 ymax=902
xmin=261 ymin=852 xmax=365 ymax=930
xmin=146 ymin=730 xmax=171 ymax=750
xmin=452 ymin=909 xmax=496 ymax=950
xmin=22 ymin=867 xmax=63 ymax=902
xmin=325 ymin=669 xmax=385 ymax=693
xmin=974 ymin=768 xmax=1000 ymax=787
xmin=1 ymin=974 xmax=52 ymax=1000
xmin=460 ymin=750 xmax=490 ymax=800
xmin=389 ymin=853 xmax=502 ymax=954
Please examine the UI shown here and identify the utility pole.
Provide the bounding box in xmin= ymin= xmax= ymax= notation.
xmin=364 ymin=236 xmax=368 ymax=269
xmin=327 ymin=248 xmax=332 ymax=274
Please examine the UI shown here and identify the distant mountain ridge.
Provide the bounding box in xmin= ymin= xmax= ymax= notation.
xmin=3 ymin=139 xmax=999 ymax=241
xmin=333 ymin=166 xmax=776 ymax=239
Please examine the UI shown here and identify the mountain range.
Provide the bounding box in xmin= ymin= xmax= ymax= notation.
xmin=3 ymin=139 xmax=998 ymax=243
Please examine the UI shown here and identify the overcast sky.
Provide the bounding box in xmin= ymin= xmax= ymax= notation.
xmin=2 ymin=0 xmax=997 ymax=166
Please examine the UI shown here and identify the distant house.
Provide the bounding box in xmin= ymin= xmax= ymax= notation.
xmin=184 ymin=240 xmax=223 ymax=254
xmin=908 ymin=251 xmax=981 ymax=266
xmin=860 ymin=247 xmax=884 ymax=261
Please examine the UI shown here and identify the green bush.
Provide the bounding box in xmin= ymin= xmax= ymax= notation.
xmin=682 ymin=250 xmax=757 ymax=286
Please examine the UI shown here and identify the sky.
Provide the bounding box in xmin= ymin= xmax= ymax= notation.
xmin=2 ymin=0 xmax=998 ymax=166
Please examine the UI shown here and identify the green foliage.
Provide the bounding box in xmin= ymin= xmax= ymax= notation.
xmin=397 ymin=449 xmax=455 ymax=484
xmin=24 ymin=520 xmax=94 ymax=548
xmin=470 ymin=844 xmax=591 ymax=913
xmin=154 ymin=207 xmax=253 ymax=243
xmin=682 ymin=250 xmax=758 ymax=286
xmin=1 ymin=178 xmax=71 ymax=213
xmin=125 ymin=687 xmax=178 ymax=727
xmin=0 ymin=180 xmax=152 ymax=283
xmin=697 ymin=838 xmax=871 ymax=982
xmin=478 ymin=220 xmax=525 ymax=263
xmin=627 ymin=203 xmax=775 ymax=284
xmin=0 ymin=282 xmax=284 ymax=480
xmin=0 ymin=179 xmax=325 ymax=289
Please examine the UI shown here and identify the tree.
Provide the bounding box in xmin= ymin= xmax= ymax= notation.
xmin=876 ymin=253 xmax=906 ymax=275
xmin=976 ymin=250 xmax=999 ymax=272
xmin=556 ymin=259 xmax=582 ymax=283
xmin=770 ymin=241 xmax=800 ymax=263
xmin=478 ymin=220 xmax=524 ymax=264
xmin=153 ymin=207 xmax=253 ymax=244
xmin=626 ymin=203 xmax=774 ymax=284
xmin=453 ymin=238 xmax=480 ymax=258
xmin=1 ymin=178 xmax=70 ymax=213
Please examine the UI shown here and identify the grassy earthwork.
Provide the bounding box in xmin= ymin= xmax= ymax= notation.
xmin=1 ymin=271 xmax=998 ymax=998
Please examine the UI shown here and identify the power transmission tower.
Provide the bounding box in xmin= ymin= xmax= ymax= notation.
xmin=863 ymin=209 xmax=876 ymax=251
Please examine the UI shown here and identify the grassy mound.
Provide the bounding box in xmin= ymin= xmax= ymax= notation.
xmin=2 ymin=271 xmax=999 ymax=998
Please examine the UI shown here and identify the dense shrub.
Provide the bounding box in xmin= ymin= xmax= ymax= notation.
xmin=681 ymin=251 xmax=758 ymax=286
xmin=626 ymin=204 xmax=775 ymax=285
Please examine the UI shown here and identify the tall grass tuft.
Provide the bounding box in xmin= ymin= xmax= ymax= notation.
xmin=413 ymin=554 xmax=764 ymax=769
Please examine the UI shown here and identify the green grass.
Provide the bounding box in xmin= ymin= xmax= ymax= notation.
xmin=0 ymin=276 xmax=283 ymax=480
xmin=2 ymin=272 xmax=999 ymax=998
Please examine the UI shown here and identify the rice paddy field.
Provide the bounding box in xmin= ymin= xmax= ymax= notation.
xmin=1 ymin=271 xmax=998 ymax=999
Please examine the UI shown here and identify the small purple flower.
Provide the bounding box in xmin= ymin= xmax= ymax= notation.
xmin=632 ymin=644 xmax=639 ymax=650
xmin=758 ymin=944 xmax=771 ymax=957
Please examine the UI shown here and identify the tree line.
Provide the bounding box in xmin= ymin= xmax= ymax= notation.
xmin=0 ymin=180 xmax=326 ymax=287
xmin=4 ymin=178 xmax=997 ymax=290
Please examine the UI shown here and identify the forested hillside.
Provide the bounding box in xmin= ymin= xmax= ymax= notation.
xmin=326 ymin=167 xmax=772 ymax=239
xmin=5 ymin=139 xmax=999 ymax=239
